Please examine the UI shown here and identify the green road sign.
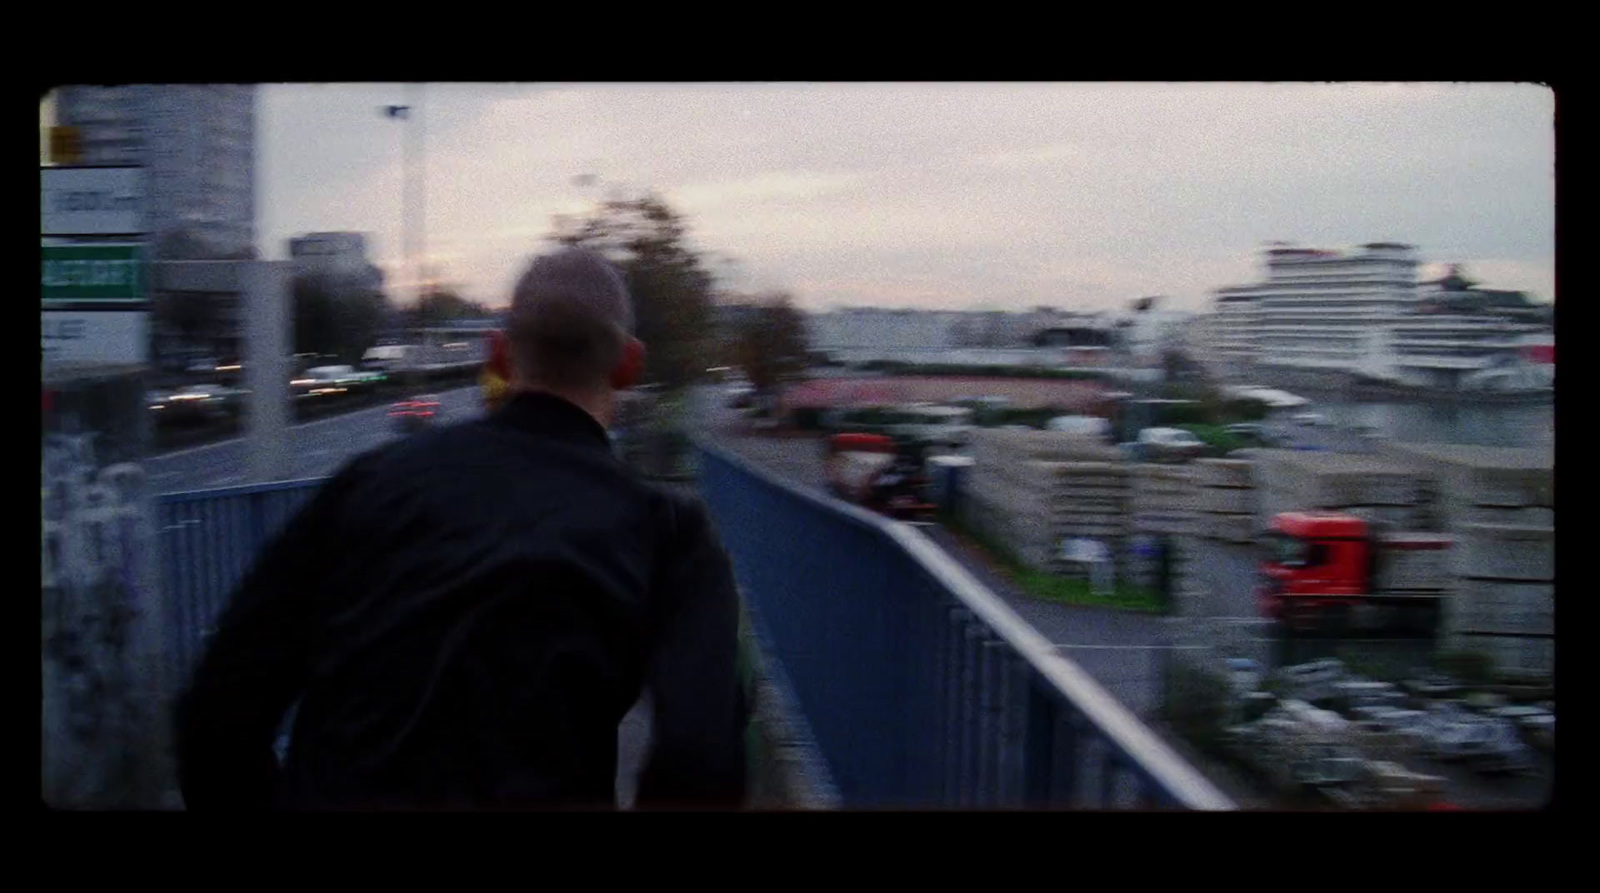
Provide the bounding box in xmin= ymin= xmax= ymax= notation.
xmin=41 ymin=243 xmax=146 ymax=304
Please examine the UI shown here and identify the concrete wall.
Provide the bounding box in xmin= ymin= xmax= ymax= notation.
xmin=42 ymin=365 xmax=172 ymax=808
xmin=1252 ymin=450 xmax=1440 ymax=532
xmin=1374 ymin=443 xmax=1554 ymax=679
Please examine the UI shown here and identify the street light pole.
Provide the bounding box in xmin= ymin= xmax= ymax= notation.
xmin=412 ymin=83 xmax=426 ymax=309
xmin=385 ymin=84 xmax=426 ymax=317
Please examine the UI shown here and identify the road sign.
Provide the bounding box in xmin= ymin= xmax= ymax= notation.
xmin=42 ymin=310 xmax=148 ymax=366
xmin=41 ymin=166 xmax=145 ymax=235
xmin=42 ymin=244 xmax=146 ymax=304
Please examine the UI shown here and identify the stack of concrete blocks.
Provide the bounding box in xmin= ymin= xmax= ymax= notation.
xmin=1127 ymin=463 xmax=1197 ymax=592
xmin=963 ymin=429 xmax=1129 ymax=578
xmin=1193 ymin=459 xmax=1257 ymax=544
xmin=1048 ymin=461 xmax=1132 ymax=581
xmin=1252 ymin=450 xmax=1439 ymax=533
xmin=1378 ymin=443 xmax=1555 ymax=679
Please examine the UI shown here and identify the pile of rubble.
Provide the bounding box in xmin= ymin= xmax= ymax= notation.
xmin=1221 ymin=657 xmax=1550 ymax=807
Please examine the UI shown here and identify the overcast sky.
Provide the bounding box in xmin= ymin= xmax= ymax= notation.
xmin=257 ymin=82 xmax=1555 ymax=313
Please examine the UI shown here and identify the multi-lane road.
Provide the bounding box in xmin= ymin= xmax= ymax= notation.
xmin=146 ymin=386 xmax=483 ymax=493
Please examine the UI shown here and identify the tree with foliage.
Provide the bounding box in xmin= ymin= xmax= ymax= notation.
xmin=293 ymin=272 xmax=392 ymax=363
xmin=410 ymin=287 xmax=493 ymax=326
xmin=549 ymin=193 xmax=715 ymax=390
xmin=732 ymin=293 xmax=810 ymax=393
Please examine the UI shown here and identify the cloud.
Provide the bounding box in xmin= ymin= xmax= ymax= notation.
xmin=262 ymin=83 xmax=1555 ymax=314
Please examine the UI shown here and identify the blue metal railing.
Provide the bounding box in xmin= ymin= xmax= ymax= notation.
xmin=154 ymin=448 xmax=1234 ymax=809
xmin=696 ymin=441 xmax=1234 ymax=810
xmin=157 ymin=477 xmax=325 ymax=686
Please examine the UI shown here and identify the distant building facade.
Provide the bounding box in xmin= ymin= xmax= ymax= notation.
xmin=289 ymin=232 xmax=385 ymax=295
xmin=52 ymin=85 xmax=257 ymax=373
xmin=1208 ymin=245 xmax=1552 ymax=392
xmin=53 ymin=85 xmax=255 ymax=257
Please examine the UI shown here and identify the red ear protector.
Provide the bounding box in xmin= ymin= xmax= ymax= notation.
xmin=487 ymin=329 xmax=512 ymax=381
xmin=482 ymin=330 xmax=513 ymax=411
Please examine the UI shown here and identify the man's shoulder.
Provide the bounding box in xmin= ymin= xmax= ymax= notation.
xmin=637 ymin=481 xmax=721 ymax=551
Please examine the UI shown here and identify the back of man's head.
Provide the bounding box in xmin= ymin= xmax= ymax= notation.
xmin=507 ymin=249 xmax=636 ymax=392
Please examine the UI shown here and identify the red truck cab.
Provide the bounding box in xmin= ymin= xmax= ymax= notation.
xmin=1259 ymin=512 xmax=1376 ymax=631
xmin=1259 ymin=511 xmax=1447 ymax=634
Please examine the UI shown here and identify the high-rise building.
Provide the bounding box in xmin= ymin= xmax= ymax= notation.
xmin=52 ymin=85 xmax=256 ymax=372
xmin=53 ymin=85 xmax=255 ymax=256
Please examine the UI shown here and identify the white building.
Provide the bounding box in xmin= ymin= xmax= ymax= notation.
xmin=1209 ymin=244 xmax=1551 ymax=392
xmin=52 ymin=85 xmax=255 ymax=256
xmin=1204 ymin=284 xmax=1262 ymax=374
xmin=1248 ymin=243 xmax=1421 ymax=372
xmin=806 ymin=308 xmax=967 ymax=363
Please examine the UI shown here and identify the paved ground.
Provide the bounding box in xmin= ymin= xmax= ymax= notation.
xmin=693 ymin=386 xmax=1179 ymax=724
xmin=146 ymin=385 xmax=481 ymax=491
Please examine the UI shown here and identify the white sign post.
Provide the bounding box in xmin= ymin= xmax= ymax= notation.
xmin=41 ymin=311 xmax=149 ymax=366
xmin=41 ymin=167 xmax=150 ymax=373
xmin=41 ymin=167 xmax=146 ymax=236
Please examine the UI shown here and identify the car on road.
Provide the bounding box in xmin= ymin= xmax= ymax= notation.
xmin=1047 ymin=415 xmax=1113 ymax=442
xmin=1350 ymin=705 xmax=1424 ymax=732
xmin=1290 ymin=412 xmax=1330 ymax=427
xmin=389 ymin=394 xmax=441 ymax=432
xmin=1225 ymin=423 xmax=1287 ymax=447
xmin=153 ymin=383 xmax=240 ymax=424
xmin=1131 ymin=427 xmax=1207 ymax=463
xmin=1403 ymin=673 xmax=1463 ymax=699
xmin=1424 ymin=717 xmax=1534 ymax=774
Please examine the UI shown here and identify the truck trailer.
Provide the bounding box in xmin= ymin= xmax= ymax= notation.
xmin=1258 ymin=511 xmax=1451 ymax=635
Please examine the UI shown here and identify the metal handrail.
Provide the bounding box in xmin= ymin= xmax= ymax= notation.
xmin=694 ymin=437 xmax=1236 ymax=810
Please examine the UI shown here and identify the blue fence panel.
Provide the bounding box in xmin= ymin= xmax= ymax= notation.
xmin=158 ymin=478 xmax=325 ymax=690
xmin=695 ymin=442 xmax=1235 ymax=810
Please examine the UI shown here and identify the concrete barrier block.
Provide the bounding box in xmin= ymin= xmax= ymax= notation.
xmin=1194 ymin=458 xmax=1253 ymax=489
xmin=1313 ymin=473 xmax=1423 ymax=508
xmin=1198 ymin=487 xmax=1255 ymax=515
xmin=1468 ymin=467 xmax=1554 ymax=508
xmin=1469 ymin=505 xmax=1556 ymax=527
xmin=1454 ymin=578 xmax=1554 ymax=630
xmin=1201 ymin=513 xmax=1258 ymax=544
xmin=1456 ymin=523 xmax=1554 ymax=580
xmin=1342 ymin=505 xmax=1424 ymax=528
xmin=1454 ymin=635 xmax=1555 ymax=679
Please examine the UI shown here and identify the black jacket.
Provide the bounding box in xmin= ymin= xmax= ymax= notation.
xmin=175 ymin=392 xmax=746 ymax=810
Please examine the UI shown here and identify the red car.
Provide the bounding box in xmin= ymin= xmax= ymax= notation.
xmin=390 ymin=395 xmax=441 ymax=432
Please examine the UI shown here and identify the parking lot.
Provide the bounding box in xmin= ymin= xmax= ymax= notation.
xmin=691 ymin=386 xmax=1553 ymax=809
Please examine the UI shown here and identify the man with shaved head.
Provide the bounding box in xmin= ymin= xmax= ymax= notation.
xmin=177 ymin=248 xmax=747 ymax=811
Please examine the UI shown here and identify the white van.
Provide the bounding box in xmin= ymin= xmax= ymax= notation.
xmin=1047 ymin=415 xmax=1112 ymax=441
xmin=886 ymin=404 xmax=974 ymax=449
